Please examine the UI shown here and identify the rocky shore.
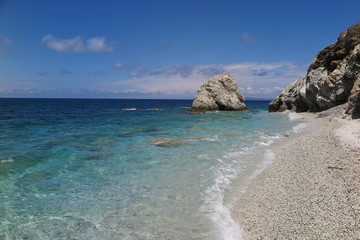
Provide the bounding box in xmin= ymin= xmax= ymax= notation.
xmin=269 ymin=21 xmax=360 ymax=119
xmin=232 ymin=112 xmax=360 ymax=239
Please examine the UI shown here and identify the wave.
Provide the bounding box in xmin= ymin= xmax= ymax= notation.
xmin=200 ymin=134 xmax=280 ymax=240
xmin=1 ymin=157 xmax=14 ymax=163
xmin=200 ymin=150 xmax=245 ymax=240
xmin=287 ymin=112 xmax=303 ymax=121
xmin=292 ymin=122 xmax=307 ymax=133
xmin=200 ymin=112 xmax=308 ymax=240
xmin=249 ymin=149 xmax=275 ymax=179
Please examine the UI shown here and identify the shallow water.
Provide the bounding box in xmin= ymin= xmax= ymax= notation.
xmin=0 ymin=99 xmax=302 ymax=240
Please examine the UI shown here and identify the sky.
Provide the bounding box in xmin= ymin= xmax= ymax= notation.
xmin=0 ymin=0 xmax=359 ymax=99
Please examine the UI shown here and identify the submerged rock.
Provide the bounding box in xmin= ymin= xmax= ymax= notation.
xmin=150 ymin=135 xmax=219 ymax=147
xmin=150 ymin=136 xmax=199 ymax=147
xmin=190 ymin=73 xmax=247 ymax=112
xmin=269 ymin=21 xmax=360 ymax=118
xmin=150 ymin=138 xmax=188 ymax=147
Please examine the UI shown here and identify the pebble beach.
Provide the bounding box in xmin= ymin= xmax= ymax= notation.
xmin=232 ymin=112 xmax=360 ymax=239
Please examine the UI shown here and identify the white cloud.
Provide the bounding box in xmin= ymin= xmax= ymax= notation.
xmin=129 ymin=65 xmax=147 ymax=77
xmin=246 ymin=87 xmax=254 ymax=93
xmin=41 ymin=35 xmax=83 ymax=52
xmin=41 ymin=35 xmax=115 ymax=53
xmin=86 ymin=37 xmax=114 ymax=52
xmin=113 ymin=62 xmax=125 ymax=69
xmin=0 ymin=61 xmax=307 ymax=99
xmin=104 ymin=61 xmax=307 ymax=98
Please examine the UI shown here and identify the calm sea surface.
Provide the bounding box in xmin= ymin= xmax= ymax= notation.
xmin=0 ymin=98 xmax=303 ymax=240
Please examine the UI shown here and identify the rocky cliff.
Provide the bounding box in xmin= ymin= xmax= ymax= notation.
xmin=269 ymin=22 xmax=360 ymax=118
xmin=190 ymin=73 xmax=247 ymax=111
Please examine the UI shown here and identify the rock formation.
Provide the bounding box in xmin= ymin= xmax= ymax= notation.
xmin=269 ymin=22 xmax=360 ymax=118
xmin=190 ymin=73 xmax=247 ymax=111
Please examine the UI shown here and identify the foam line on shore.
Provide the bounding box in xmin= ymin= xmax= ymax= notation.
xmin=232 ymin=114 xmax=360 ymax=239
xmin=201 ymin=116 xmax=306 ymax=240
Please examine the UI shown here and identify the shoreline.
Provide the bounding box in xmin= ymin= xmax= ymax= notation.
xmin=231 ymin=112 xmax=360 ymax=239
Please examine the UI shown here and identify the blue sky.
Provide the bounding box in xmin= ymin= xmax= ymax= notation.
xmin=0 ymin=0 xmax=359 ymax=99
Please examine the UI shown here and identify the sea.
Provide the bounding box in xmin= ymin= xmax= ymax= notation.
xmin=0 ymin=98 xmax=305 ymax=240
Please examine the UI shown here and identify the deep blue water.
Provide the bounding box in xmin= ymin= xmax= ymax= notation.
xmin=0 ymin=98 xmax=303 ymax=240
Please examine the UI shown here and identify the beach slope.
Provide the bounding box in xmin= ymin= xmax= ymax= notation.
xmin=232 ymin=113 xmax=360 ymax=239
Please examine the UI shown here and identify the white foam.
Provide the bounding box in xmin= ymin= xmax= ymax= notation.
xmin=199 ymin=111 xmax=310 ymax=239
xmin=287 ymin=112 xmax=303 ymax=121
xmin=200 ymin=145 xmax=265 ymax=240
xmin=203 ymin=135 xmax=219 ymax=142
xmin=292 ymin=122 xmax=307 ymax=133
xmin=121 ymin=108 xmax=136 ymax=111
xmin=250 ymin=150 xmax=274 ymax=179
xmin=1 ymin=157 xmax=14 ymax=163
xmin=258 ymin=135 xmax=281 ymax=146
xmin=200 ymin=162 xmax=244 ymax=240
xmin=208 ymin=203 xmax=243 ymax=240
xmin=201 ymin=146 xmax=277 ymax=240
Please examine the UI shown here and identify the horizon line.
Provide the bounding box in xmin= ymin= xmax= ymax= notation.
xmin=0 ymin=97 xmax=273 ymax=101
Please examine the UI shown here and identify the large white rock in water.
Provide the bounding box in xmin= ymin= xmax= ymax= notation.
xmin=191 ymin=73 xmax=247 ymax=111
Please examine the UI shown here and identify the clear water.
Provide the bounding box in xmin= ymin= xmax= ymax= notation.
xmin=0 ymin=99 xmax=302 ymax=240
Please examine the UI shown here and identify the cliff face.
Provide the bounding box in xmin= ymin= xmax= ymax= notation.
xmin=269 ymin=22 xmax=360 ymax=118
xmin=191 ymin=73 xmax=247 ymax=111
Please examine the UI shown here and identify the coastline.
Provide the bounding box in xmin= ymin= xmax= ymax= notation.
xmin=231 ymin=112 xmax=360 ymax=239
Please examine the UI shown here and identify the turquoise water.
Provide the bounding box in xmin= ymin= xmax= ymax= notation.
xmin=0 ymin=99 xmax=302 ymax=240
